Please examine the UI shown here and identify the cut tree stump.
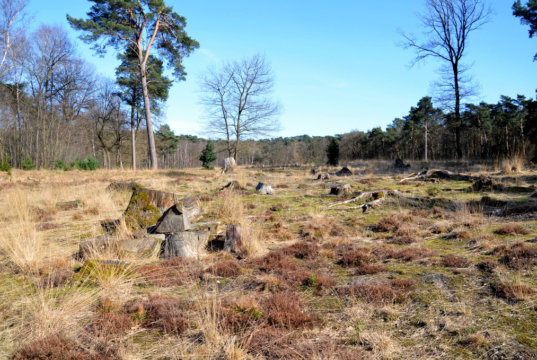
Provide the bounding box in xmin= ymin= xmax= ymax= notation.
xmin=336 ymin=167 xmax=353 ymax=176
xmin=222 ymin=157 xmax=236 ymax=174
xmin=161 ymin=231 xmax=210 ymax=259
xmin=152 ymin=205 xmax=191 ymax=233
xmin=330 ymin=184 xmax=352 ymax=196
xmin=180 ymin=197 xmax=201 ymax=222
xmin=224 ymin=224 xmax=243 ymax=254
xmin=221 ymin=181 xmax=244 ymax=191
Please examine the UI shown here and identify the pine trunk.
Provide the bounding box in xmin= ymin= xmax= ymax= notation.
xmin=139 ymin=61 xmax=158 ymax=169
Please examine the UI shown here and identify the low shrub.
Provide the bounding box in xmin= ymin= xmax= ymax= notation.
xmin=206 ymin=259 xmax=242 ymax=277
xmin=494 ymin=223 xmax=529 ymax=236
xmin=280 ymin=241 xmax=319 ymax=259
xmin=129 ymin=296 xmax=189 ymax=334
xmin=136 ymin=257 xmax=202 ymax=287
xmin=440 ymin=255 xmax=471 ymax=268
xmin=373 ymin=245 xmax=436 ymax=262
xmin=492 ymin=283 xmax=535 ymax=301
xmin=500 ymin=243 xmax=537 ymax=269
xmin=373 ymin=215 xmax=401 ymax=232
xmin=22 ymin=156 xmax=35 ymax=170
xmin=53 ymin=159 xmax=69 ymax=171
xmin=263 ymin=292 xmax=316 ymax=329
xmin=70 ymin=157 xmax=101 ymax=171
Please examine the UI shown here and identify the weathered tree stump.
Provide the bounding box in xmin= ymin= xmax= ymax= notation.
xmin=394 ymin=158 xmax=410 ymax=170
xmin=161 ymin=231 xmax=210 ymax=259
xmin=152 ymin=205 xmax=191 ymax=233
xmin=330 ymin=184 xmax=352 ymax=196
xmin=336 ymin=167 xmax=353 ymax=176
xmin=221 ymin=180 xmax=244 ymax=191
xmin=180 ymin=197 xmax=201 ymax=222
xmin=224 ymin=224 xmax=243 ymax=254
xmin=222 ymin=157 xmax=236 ymax=174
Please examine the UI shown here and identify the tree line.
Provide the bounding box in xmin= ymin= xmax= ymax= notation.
xmin=1 ymin=0 xmax=537 ymax=170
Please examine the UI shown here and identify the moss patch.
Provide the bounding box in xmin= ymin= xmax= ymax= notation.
xmin=124 ymin=189 xmax=162 ymax=231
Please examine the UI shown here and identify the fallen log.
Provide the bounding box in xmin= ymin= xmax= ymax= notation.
xmin=327 ymin=190 xmax=389 ymax=208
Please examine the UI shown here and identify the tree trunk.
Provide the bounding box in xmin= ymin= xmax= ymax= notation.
xmin=453 ymin=63 xmax=463 ymax=160
xmin=130 ymin=103 xmax=137 ymax=170
xmin=139 ymin=61 xmax=158 ymax=169
xmin=424 ymin=122 xmax=428 ymax=162
xmin=520 ymin=117 xmax=526 ymax=158
xmin=224 ymin=224 xmax=243 ymax=254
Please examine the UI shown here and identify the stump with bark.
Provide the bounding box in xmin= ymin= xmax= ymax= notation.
xmin=224 ymin=224 xmax=243 ymax=254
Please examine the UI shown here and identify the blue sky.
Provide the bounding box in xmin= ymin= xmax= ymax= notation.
xmin=26 ymin=0 xmax=537 ymax=138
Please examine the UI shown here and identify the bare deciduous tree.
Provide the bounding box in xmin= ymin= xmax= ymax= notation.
xmin=201 ymin=54 xmax=280 ymax=160
xmin=0 ymin=0 xmax=27 ymax=79
xmin=402 ymin=0 xmax=490 ymax=159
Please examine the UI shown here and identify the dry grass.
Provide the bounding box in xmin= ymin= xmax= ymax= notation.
xmin=2 ymin=166 xmax=537 ymax=358
xmin=0 ymin=190 xmax=44 ymax=274
xmin=492 ymin=282 xmax=535 ymax=301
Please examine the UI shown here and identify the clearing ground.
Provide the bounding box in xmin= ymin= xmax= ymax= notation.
xmin=0 ymin=162 xmax=536 ymax=359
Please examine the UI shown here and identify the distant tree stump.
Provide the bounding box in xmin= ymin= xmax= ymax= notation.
xmin=330 ymin=184 xmax=352 ymax=196
xmin=222 ymin=157 xmax=236 ymax=174
xmin=224 ymin=224 xmax=243 ymax=254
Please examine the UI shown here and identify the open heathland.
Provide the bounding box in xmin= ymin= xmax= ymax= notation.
xmin=1 ymin=162 xmax=537 ymax=359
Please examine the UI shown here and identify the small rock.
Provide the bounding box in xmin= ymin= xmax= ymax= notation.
xmin=256 ymin=182 xmax=274 ymax=195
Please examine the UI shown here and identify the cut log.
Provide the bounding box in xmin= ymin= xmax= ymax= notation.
xmin=78 ymin=234 xmax=165 ymax=259
xmin=256 ymin=182 xmax=274 ymax=195
xmin=330 ymin=184 xmax=352 ymax=196
xmin=120 ymin=234 xmax=164 ymax=258
xmin=161 ymin=231 xmax=210 ymax=259
xmin=327 ymin=190 xmax=388 ymax=208
xmin=152 ymin=205 xmax=191 ymax=234
xmin=224 ymin=224 xmax=243 ymax=254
